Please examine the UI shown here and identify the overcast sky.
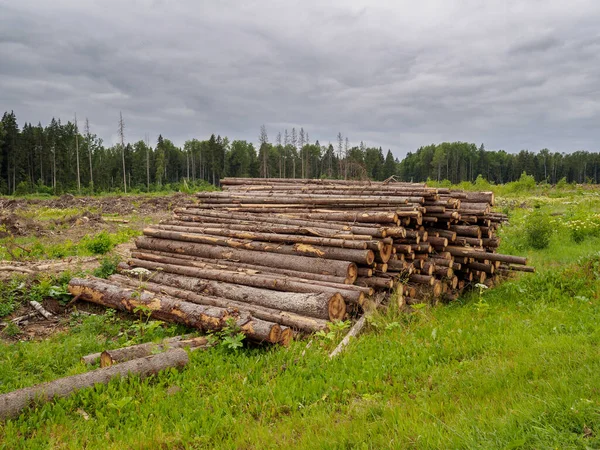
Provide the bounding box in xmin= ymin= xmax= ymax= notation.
xmin=1 ymin=0 xmax=599 ymax=158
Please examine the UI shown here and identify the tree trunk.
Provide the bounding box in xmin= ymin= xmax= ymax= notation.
xmin=110 ymin=275 xmax=336 ymax=332
xmin=130 ymin=250 xmax=355 ymax=284
xmin=140 ymin=230 xmax=375 ymax=265
xmin=110 ymin=274 xmax=329 ymax=331
xmin=68 ymin=277 xmax=281 ymax=342
xmin=135 ymin=237 xmax=357 ymax=279
xmin=100 ymin=337 xmax=208 ymax=368
xmin=81 ymin=334 xmax=195 ymax=365
xmin=0 ymin=348 xmax=189 ymax=420
xmin=126 ymin=258 xmax=364 ymax=305
xmin=152 ymin=224 xmax=369 ymax=250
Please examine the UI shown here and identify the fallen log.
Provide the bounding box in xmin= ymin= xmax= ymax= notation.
xmin=100 ymin=337 xmax=208 ymax=368
xmin=110 ymin=274 xmax=330 ymax=332
xmin=0 ymin=348 xmax=189 ymax=421
xmin=81 ymin=334 xmax=195 ymax=365
xmin=68 ymin=277 xmax=281 ymax=343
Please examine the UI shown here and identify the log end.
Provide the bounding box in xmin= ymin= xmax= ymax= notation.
xmin=328 ymin=293 xmax=347 ymax=321
xmin=279 ymin=327 xmax=294 ymax=347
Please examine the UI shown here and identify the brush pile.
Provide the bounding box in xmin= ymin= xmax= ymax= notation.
xmin=68 ymin=177 xmax=532 ymax=345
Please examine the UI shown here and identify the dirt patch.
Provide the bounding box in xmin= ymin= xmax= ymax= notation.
xmin=0 ymin=193 xmax=195 ymax=216
xmin=0 ymin=214 xmax=42 ymax=238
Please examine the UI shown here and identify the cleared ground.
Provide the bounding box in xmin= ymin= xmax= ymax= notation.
xmin=0 ymin=187 xmax=599 ymax=449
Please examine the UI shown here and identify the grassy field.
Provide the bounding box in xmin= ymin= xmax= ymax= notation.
xmin=1 ymin=187 xmax=600 ymax=449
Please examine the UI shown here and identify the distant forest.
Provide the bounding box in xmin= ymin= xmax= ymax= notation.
xmin=1 ymin=110 xmax=598 ymax=195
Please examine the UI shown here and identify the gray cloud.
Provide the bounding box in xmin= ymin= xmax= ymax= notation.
xmin=1 ymin=0 xmax=600 ymax=157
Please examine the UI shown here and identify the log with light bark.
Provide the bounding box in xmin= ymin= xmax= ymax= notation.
xmin=126 ymin=258 xmax=364 ymax=305
xmin=68 ymin=277 xmax=281 ymax=343
xmin=130 ymin=250 xmax=355 ymax=285
xmin=100 ymin=337 xmax=208 ymax=368
xmin=355 ymin=276 xmax=394 ymax=289
xmin=142 ymin=229 xmax=375 ymax=265
xmin=111 ymin=274 xmax=329 ymax=332
xmin=111 ymin=269 xmax=346 ymax=321
xmin=0 ymin=348 xmax=189 ymax=421
xmin=135 ymin=237 xmax=357 ymax=279
xmin=81 ymin=334 xmax=195 ymax=365
xmin=153 ymin=224 xmax=370 ymax=250
xmin=173 ymin=209 xmax=392 ymax=237
xmin=165 ymin=219 xmax=375 ymax=241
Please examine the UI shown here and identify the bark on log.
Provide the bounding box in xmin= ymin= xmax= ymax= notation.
xmin=126 ymin=258 xmax=364 ymax=305
xmin=153 ymin=224 xmax=369 ymax=250
xmin=142 ymin=229 xmax=374 ymax=264
xmin=0 ymin=349 xmax=189 ymax=420
xmin=173 ymin=209 xmax=389 ymax=237
xmin=110 ymin=274 xmax=329 ymax=332
xmin=112 ymin=268 xmax=346 ymax=321
xmin=135 ymin=237 xmax=357 ymax=279
xmin=100 ymin=337 xmax=208 ymax=368
xmin=68 ymin=277 xmax=281 ymax=342
xmin=131 ymin=250 xmax=355 ymax=284
xmin=81 ymin=334 xmax=194 ymax=365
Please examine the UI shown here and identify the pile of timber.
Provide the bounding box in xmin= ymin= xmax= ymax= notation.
xmin=68 ymin=177 xmax=532 ymax=345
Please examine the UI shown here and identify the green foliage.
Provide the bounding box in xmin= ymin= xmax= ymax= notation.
xmin=84 ymin=231 xmax=113 ymax=255
xmin=93 ymin=255 xmax=121 ymax=279
xmin=524 ymin=209 xmax=554 ymax=249
xmin=207 ymin=317 xmax=246 ymax=351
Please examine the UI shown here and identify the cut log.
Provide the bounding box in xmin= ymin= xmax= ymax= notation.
xmin=127 ymin=258 xmax=364 ymax=305
xmin=131 ymin=250 xmax=355 ymax=284
xmin=142 ymin=229 xmax=374 ymax=264
xmin=153 ymin=224 xmax=369 ymax=250
xmin=68 ymin=277 xmax=281 ymax=343
xmin=81 ymin=334 xmax=195 ymax=365
xmin=100 ymin=337 xmax=208 ymax=368
xmin=135 ymin=237 xmax=357 ymax=279
xmin=0 ymin=348 xmax=189 ymax=420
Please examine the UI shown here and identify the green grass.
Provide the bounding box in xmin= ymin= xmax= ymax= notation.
xmin=0 ymin=228 xmax=141 ymax=261
xmin=1 ymin=192 xmax=599 ymax=448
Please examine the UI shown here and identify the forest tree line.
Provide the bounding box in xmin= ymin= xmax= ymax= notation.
xmin=0 ymin=111 xmax=598 ymax=195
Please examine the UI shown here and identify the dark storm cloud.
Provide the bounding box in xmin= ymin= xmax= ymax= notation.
xmin=1 ymin=0 xmax=600 ymax=156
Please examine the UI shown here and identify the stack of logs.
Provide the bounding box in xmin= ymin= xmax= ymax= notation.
xmin=68 ymin=178 xmax=533 ymax=346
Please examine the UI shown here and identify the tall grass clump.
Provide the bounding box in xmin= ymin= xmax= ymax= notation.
xmin=524 ymin=209 xmax=553 ymax=249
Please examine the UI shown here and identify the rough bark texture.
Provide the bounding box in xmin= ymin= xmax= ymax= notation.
xmin=68 ymin=277 xmax=280 ymax=343
xmin=109 ymin=274 xmax=330 ymax=331
xmin=135 ymin=237 xmax=357 ymax=279
xmin=100 ymin=337 xmax=208 ymax=368
xmin=0 ymin=349 xmax=189 ymax=420
xmin=127 ymin=258 xmax=364 ymax=305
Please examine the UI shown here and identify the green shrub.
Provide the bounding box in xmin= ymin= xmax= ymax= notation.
xmin=85 ymin=231 xmax=113 ymax=255
xmin=525 ymin=210 xmax=553 ymax=249
xmin=94 ymin=255 xmax=121 ymax=278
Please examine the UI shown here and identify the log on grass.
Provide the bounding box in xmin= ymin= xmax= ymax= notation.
xmin=81 ymin=334 xmax=195 ymax=365
xmin=111 ymin=269 xmax=346 ymax=321
xmin=110 ymin=275 xmax=330 ymax=332
xmin=135 ymin=237 xmax=357 ymax=279
xmin=68 ymin=277 xmax=281 ymax=343
xmin=0 ymin=348 xmax=189 ymax=420
xmin=100 ymin=337 xmax=208 ymax=368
